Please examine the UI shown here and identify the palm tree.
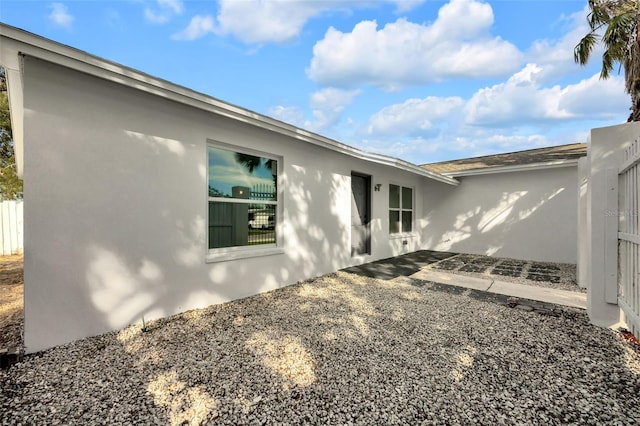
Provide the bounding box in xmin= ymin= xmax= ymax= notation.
xmin=0 ymin=67 xmax=23 ymax=199
xmin=574 ymin=0 xmax=640 ymax=121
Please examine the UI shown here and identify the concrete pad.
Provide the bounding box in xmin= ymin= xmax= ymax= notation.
xmin=411 ymin=270 xmax=586 ymax=310
xmin=410 ymin=270 xmax=492 ymax=291
xmin=488 ymin=280 xmax=586 ymax=310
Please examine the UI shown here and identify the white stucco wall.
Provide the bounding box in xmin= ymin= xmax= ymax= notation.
xmin=20 ymin=56 xmax=438 ymax=352
xmin=577 ymin=157 xmax=589 ymax=288
xmin=421 ymin=167 xmax=579 ymax=264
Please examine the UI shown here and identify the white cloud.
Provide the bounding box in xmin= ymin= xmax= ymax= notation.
xmin=267 ymin=106 xmax=305 ymax=127
xmin=159 ymin=0 xmax=183 ymax=14
xmin=464 ymin=64 xmax=628 ymax=126
xmin=526 ymin=5 xmax=599 ymax=83
xmin=356 ymin=128 xmax=554 ymax=165
xmin=558 ymin=74 xmax=629 ymax=118
xmin=144 ymin=9 xmax=170 ymax=24
xmin=306 ymin=88 xmax=360 ymax=131
xmin=367 ymin=96 xmax=464 ymax=136
xmin=359 ymin=57 xmax=627 ymax=163
xmin=448 ymin=133 xmax=550 ymax=157
xmin=204 ymin=0 xmax=428 ymax=45
xmin=265 ymin=89 xmax=359 ymax=135
xmin=389 ymin=0 xmax=426 ymax=13
xmin=307 ymin=0 xmax=522 ymax=89
xmin=212 ymin=0 xmax=332 ymax=44
xmin=172 ymin=15 xmax=215 ymax=41
xmin=359 ymin=137 xmax=441 ymax=160
xmin=145 ymin=0 xmax=183 ymax=24
xmin=49 ymin=3 xmax=73 ymax=29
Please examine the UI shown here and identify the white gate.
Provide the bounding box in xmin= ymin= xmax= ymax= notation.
xmin=618 ymin=140 xmax=640 ymax=336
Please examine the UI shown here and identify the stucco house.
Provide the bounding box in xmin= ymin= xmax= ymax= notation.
xmin=0 ymin=24 xmax=587 ymax=352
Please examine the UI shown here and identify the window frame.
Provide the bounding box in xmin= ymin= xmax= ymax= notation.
xmin=388 ymin=182 xmax=414 ymax=237
xmin=206 ymin=140 xmax=284 ymax=263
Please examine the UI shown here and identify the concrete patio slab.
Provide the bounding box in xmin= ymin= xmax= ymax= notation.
xmin=343 ymin=250 xmax=585 ymax=310
xmin=410 ymin=270 xmax=586 ymax=310
xmin=488 ymin=280 xmax=586 ymax=310
xmin=409 ymin=270 xmax=492 ymax=291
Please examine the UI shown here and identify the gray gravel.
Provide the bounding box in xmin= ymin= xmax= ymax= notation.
xmin=1 ymin=271 xmax=639 ymax=425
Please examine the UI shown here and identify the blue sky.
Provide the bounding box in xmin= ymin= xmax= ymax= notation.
xmin=0 ymin=0 xmax=629 ymax=164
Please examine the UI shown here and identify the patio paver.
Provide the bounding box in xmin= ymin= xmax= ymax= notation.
xmin=343 ymin=250 xmax=585 ymax=310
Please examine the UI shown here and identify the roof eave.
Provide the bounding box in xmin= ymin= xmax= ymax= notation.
xmin=0 ymin=24 xmax=458 ymax=186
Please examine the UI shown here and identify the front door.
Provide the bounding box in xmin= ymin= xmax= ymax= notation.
xmin=351 ymin=173 xmax=371 ymax=256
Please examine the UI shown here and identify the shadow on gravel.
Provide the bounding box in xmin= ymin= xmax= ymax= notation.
xmin=118 ymin=273 xmax=640 ymax=423
xmin=1 ymin=270 xmax=639 ymax=424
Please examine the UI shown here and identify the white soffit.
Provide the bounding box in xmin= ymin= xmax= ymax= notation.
xmin=0 ymin=24 xmax=459 ymax=186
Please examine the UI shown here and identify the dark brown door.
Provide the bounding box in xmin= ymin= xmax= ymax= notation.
xmin=351 ymin=173 xmax=371 ymax=256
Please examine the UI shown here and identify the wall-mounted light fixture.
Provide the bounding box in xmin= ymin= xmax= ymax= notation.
xmin=374 ymin=184 xmax=382 ymax=192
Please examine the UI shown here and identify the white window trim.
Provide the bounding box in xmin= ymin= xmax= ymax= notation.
xmin=389 ymin=182 xmax=415 ymax=238
xmin=205 ymin=140 xmax=284 ymax=263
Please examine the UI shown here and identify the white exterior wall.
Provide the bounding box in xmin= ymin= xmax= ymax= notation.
xmin=21 ymin=57 xmax=434 ymax=352
xmin=421 ymin=167 xmax=579 ymax=264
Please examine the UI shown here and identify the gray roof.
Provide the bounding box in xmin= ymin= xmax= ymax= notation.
xmin=421 ymin=143 xmax=587 ymax=175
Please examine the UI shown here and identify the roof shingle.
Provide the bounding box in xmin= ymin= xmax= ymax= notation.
xmin=421 ymin=143 xmax=587 ymax=175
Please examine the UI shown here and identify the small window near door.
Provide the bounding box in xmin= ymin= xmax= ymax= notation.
xmin=389 ymin=184 xmax=413 ymax=234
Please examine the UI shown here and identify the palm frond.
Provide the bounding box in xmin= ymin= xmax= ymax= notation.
xmin=575 ymin=32 xmax=598 ymax=65
xmin=576 ymin=0 xmax=640 ymax=119
xmin=602 ymin=11 xmax=635 ymax=46
xmin=601 ymin=47 xmax=616 ymax=79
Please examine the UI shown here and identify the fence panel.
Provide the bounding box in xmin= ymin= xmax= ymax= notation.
xmin=619 ymin=140 xmax=640 ymax=337
xmin=0 ymin=200 xmax=23 ymax=256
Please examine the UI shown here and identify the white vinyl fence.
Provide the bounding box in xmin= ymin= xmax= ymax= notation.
xmin=0 ymin=199 xmax=23 ymax=256
xmin=619 ymin=140 xmax=640 ymax=336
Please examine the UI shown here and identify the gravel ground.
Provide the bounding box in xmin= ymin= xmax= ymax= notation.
xmin=1 ymin=271 xmax=639 ymax=425
xmin=0 ymin=255 xmax=23 ymax=351
xmin=427 ymin=254 xmax=583 ymax=293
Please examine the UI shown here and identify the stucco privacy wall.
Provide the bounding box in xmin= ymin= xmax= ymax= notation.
xmin=20 ymin=56 xmax=439 ymax=352
xmin=420 ymin=167 xmax=579 ymax=263
xmin=585 ymin=122 xmax=640 ymax=328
